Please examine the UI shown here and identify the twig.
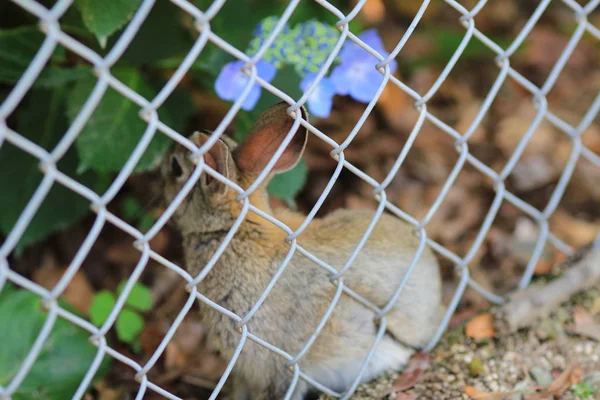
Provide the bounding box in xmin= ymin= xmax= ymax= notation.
xmin=498 ymin=238 xmax=600 ymax=331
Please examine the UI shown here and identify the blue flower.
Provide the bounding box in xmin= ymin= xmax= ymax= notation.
xmin=214 ymin=59 xmax=276 ymax=111
xmin=300 ymin=73 xmax=335 ymax=118
xmin=248 ymin=16 xmax=294 ymax=68
xmin=291 ymin=20 xmax=339 ymax=76
xmin=339 ymin=29 xmax=387 ymax=63
xmin=330 ymin=29 xmax=397 ymax=103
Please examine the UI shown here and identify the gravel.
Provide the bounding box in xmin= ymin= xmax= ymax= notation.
xmin=320 ymin=287 xmax=600 ymax=400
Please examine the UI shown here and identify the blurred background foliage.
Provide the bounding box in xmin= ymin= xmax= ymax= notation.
xmin=2 ymin=0 xmax=600 ymax=399
xmin=0 ymin=0 xmax=512 ymax=253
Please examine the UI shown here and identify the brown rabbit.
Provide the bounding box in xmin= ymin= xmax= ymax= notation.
xmin=161 ymin=102 xmax=444 ymax=400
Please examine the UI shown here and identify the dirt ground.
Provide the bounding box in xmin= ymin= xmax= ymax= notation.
xmin=323 ymin=286 xmax=600 ymax=400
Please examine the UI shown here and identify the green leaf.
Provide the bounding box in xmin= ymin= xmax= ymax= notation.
xmin=137 ymin=214 xmax=155 ymax=233
xmin=35 ymin=66 xmax=93 ymax=88
xmin=194 ymin=0 xmax=285 ymax=51
xmin=0 ymin=27 xmax=68 ymax=85
xmin=0 ymin=282 xmax=17 ymax=302
xmin=160 ymin=85 xmax=196 ymax=134
xmin=267 ymin=159 xmax=307 ymax=202
xmin=88 ymin=291 xmax=116 ymax=326
xmin=122 ymin=0 xmax=193 ymax=64
xmin=120 ymin=196 xmax=143 ymax=221
xmin=0 ymin=89 xmax=95 ymax=253
xmin=66 ymin=67 xmax=171 ymax=172
xmin=0 ymin=289 xmax=111 ymax=399
xmin=74 ymin=0 xmax=140 ymax=43
xmin=117 ymin=281 xmax=152 ymax=312
xmin=572 ymin=382 xmax=595 ymax=397
xmin=115 ymin=309 xmax=144 ymax=343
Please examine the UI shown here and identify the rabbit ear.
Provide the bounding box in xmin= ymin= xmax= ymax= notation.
xmin=189 ymin=131 xmax=236 ymax=193
xmin=234 ymin=102 xmax=308 ymax=175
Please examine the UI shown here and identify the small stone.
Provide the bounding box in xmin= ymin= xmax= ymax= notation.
xmin=529 ymin=367 xmax=553 ymax=386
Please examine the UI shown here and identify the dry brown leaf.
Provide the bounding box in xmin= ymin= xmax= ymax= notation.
xmin=465 ymin=313 xmax=496 ymax=341
xmin=550 ymin=211 xmax=600 ymax=248
xmin=165 ymin=342 xmax=187 ymax=370
xmin=93 ymin=379 xmax=125 ymax=400
xmin=32 ymin=253 xmax=94 ymax=313
xmin=139 ymin=323 xmax=165 ymax=356
xmin=571 ymin=305 xmax=600 ymax=341
xmin=378 ymin=352 xmax=429 ymax=399
xmin=448 ymin=308 xmax=480 ymax=328
xmin=495 ymin=103 xmax=557 ymax=159
xmin=525 ymin=365 xmax=581 ymax=400
xmin=465 ymin=384 xmax=542 ymax=400
xmin=376 ymin=83 xmax=412 ymax=132
xmin=105 ymin=241 xmax=142 ymax=265
xmin=454 ymin=101 xmax=486 ymax=143
xmin=591 ymin=297 xmax=600 ymax=316
xmin=357 ymin=0 xmax=384 ymax=24
xmin=393 ymin=393 xmax=417 ymax=400
xmin=463 ymin=386 xmax=504 ymax=399
xmin=533 ymin=259 xmax=553 ymax=275
xmin=149 ymin=230 xmax=170 ymax=254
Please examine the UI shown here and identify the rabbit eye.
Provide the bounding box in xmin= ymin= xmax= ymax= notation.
xmin=170 ymin=156 xmax=183 ymax=178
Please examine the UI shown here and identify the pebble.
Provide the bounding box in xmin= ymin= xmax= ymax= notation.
xmin=323 ymin=289 xmax=600 ymax=400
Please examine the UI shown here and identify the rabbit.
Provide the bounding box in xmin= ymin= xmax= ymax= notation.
xmin=161 ymin=101 xmax=445 ymax=400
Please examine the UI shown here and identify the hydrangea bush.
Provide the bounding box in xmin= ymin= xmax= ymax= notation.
xmin=215 ymin=17 xmax=396 ymax=118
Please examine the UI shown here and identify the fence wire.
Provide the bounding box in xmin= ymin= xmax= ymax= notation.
xmin=1 ymin=0 xmax=600 ymax=399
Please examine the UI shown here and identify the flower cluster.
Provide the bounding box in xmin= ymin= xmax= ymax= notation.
xmin=214 ymin=17 xmax=396 ymax=118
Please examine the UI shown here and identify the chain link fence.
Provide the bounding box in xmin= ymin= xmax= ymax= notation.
xmin=1 ymin=0 xmax=600 ymax=399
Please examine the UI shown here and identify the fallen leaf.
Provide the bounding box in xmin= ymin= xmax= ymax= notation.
xmin=358 ymin=0 xmax=385 ymax=24
xmin=455 ymin=101 xmax=486 ymax=143
xmin=571 ymin=306 xmax=600 ymax=341
xmin=94 ymin=379 xmax=125 ymax=400
xmin=591 ymin=297 xmax=600 ymax=316
xmin=139 ymin=323 xmax=164 ymax=356
xmin=465 ymin=385 xmax=541 ymax=400
xmin=468 ymin=357 xmax=485 ymax=377
xmin=550 ymin=211 xmax=600 ymax=248
xmin=393 ymin=393 xmax=416 ymax=400
xmin=465 ymin=313 xmax=496 ymax=341
xmin=378 ymin=352 xmax=429 ymax=399
xmin=376 ymin=82 xmax=412 ymax=132
xmin=525 ymin=365 xmax=580 ymax=399
xmin=533 ymin=259 xmax=553 ymax=275
xmin=464 ymin=386 xmax=503 ymax=399
xmin=33 ymin=253 xmax=94 ymax=313
xmin=165 ymin=342 xmax=187 ymax=370
xmin=105 ymin=240 xmax=141 ymax=265
xmin=448 ymin=308 xmax=480 ymax=328
xmin=149 ymin=230 xmax=170 ymax=254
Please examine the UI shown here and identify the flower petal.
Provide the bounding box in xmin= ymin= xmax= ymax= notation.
xmin=300 ymin=74 xmax=335 ymax=118
xmin=215 ymin=60 xmax=247 ymax=101
xmin=358 ymin=28 xmax=386 ymax=54
xmin=241 ymin=85 xmax=262 ymax=111
xmin=330 ymin=64 xmax=353 ymax=95
xmin=348 ymin=68 xmax=385 ymax=103
xmin=256 ymin=59 xmax=277 ymax=82
xmin=339 ymin=28 xmax=387 ymax=63
xmin=308 ymin=93 xmax=333 ymax=118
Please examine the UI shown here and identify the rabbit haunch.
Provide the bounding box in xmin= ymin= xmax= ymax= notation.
xmin=162 ymin=102 xmax=444 ymax=400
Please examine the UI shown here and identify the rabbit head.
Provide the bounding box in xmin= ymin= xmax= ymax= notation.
xmin=161 ymin=101 xmax=308 ymax=234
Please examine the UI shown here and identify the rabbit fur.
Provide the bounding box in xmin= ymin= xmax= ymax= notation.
xmin=161 ymin=102 xmax=444 ymax=400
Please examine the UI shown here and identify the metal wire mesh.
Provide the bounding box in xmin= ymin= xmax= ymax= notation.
xmin=1 ymin=0 xmax=600 ymax=399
